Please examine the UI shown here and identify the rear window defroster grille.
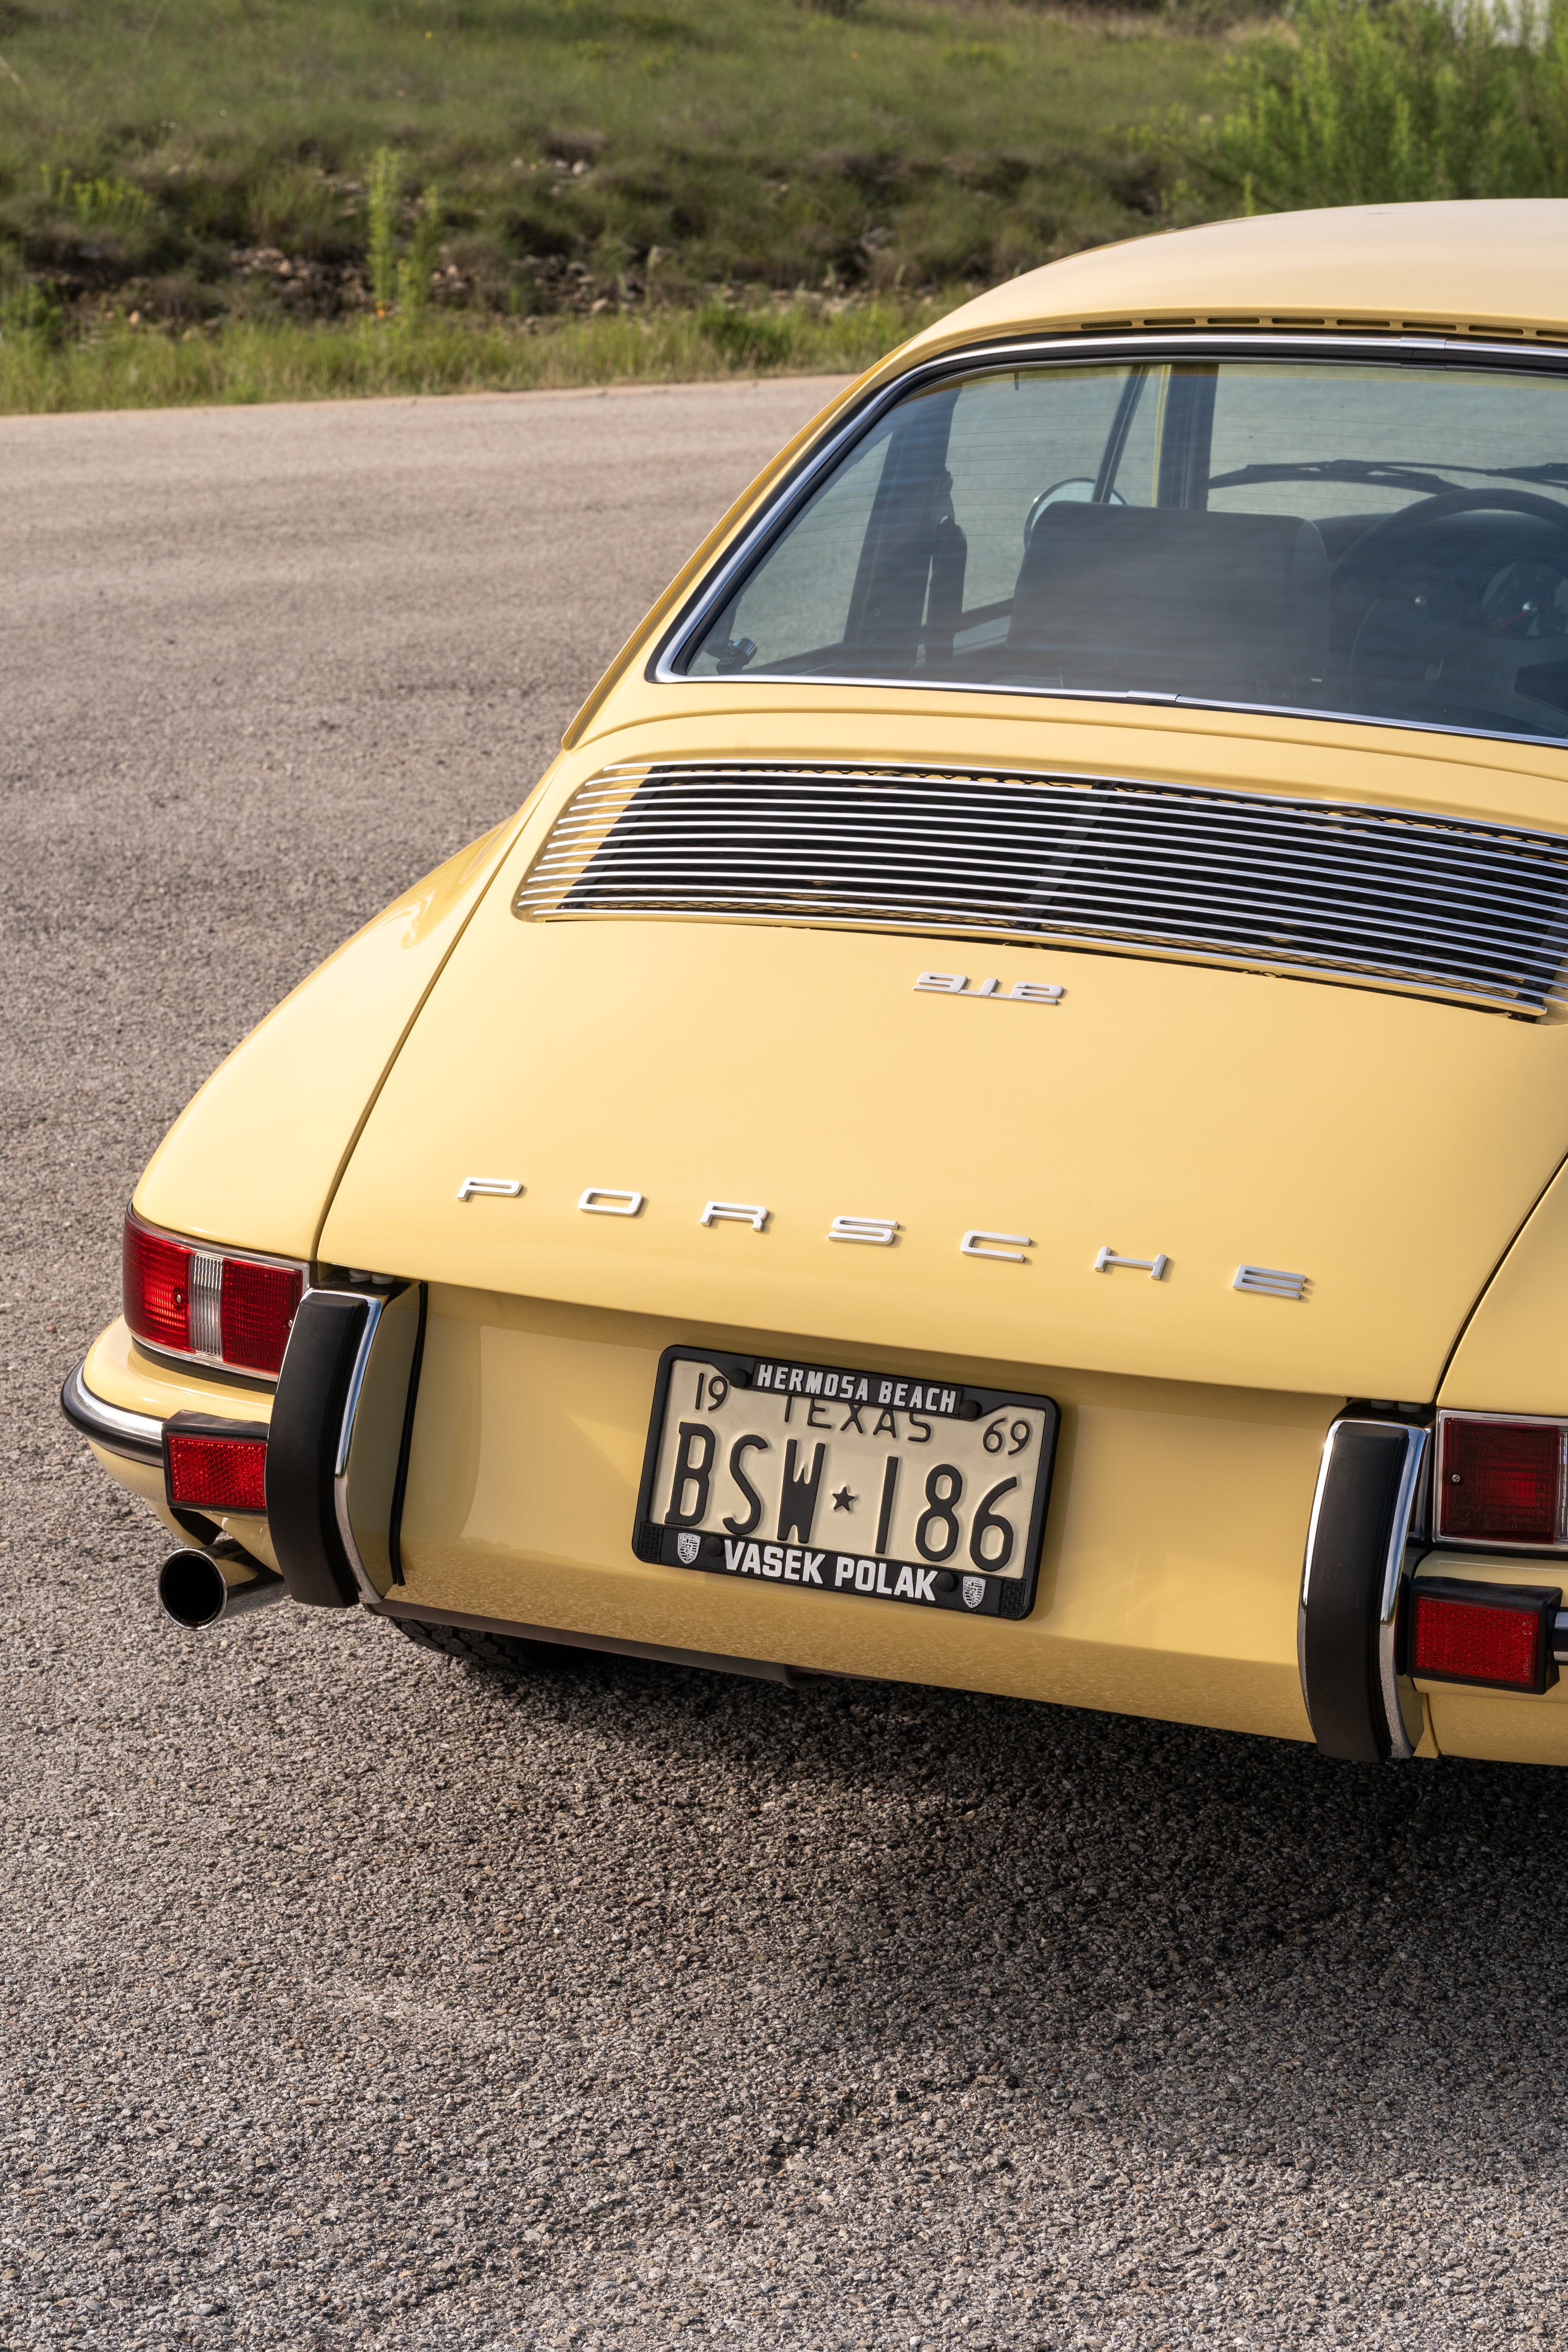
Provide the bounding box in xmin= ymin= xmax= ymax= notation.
xmin=514 ymin=760 xmax=1568 ymax=1016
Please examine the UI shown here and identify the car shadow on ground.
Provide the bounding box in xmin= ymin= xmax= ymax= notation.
xmin=457 ymin=1636 xmax=1563 ymax=2186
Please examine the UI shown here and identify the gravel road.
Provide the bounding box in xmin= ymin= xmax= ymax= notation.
xmin=4 ymin=381 xmax=1567 ymax=2352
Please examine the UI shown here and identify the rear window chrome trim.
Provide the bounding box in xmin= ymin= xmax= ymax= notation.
xmin=650 ymin=327 xmax=1568 ymax=757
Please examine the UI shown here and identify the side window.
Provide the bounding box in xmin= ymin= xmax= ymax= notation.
xmin=688 ymin=421 xmax=893 ymax=674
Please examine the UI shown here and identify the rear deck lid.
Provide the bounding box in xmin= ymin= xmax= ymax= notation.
xmin=319 ymin=754 xmax=1568 ymax=1401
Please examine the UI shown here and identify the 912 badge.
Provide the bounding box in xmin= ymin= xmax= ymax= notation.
xmin=632 ymin=1347 xmax=1060 ymax=1621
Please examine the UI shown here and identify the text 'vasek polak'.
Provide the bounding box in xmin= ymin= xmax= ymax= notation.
xmin=717 ymin=1539 xmax=944 ymax=1602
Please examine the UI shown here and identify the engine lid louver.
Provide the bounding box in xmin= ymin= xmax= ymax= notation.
xmin=514 ymin=760 xmax=1568 ymax=1018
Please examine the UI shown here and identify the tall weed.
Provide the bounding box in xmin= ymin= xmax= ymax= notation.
xmin=366 ymin=148 xmax=398 ymax=314
xmin=0 ymin=0 xmax=1222 ymax=336
xmin=1188 ymin=0 xmax=1568 ymax=208
xmin=396 ymin=185 xmax=443 ymax=325
xmin=366 ymin=152 xmax=443 ymax=322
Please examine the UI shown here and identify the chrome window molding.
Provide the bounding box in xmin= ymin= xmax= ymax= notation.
xmin=650 ymin=327 xmax=1568 ymax=757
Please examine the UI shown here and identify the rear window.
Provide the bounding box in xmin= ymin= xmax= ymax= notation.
xmin=676 ymin=355 xmax=1568 ymax=745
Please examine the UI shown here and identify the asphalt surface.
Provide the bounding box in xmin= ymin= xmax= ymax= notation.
xmin=4 ymin=380 xmax=1567 ymax=2352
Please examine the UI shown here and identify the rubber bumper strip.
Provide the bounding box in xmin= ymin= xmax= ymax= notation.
xmin=265 ymin=1290 xmax=373 ymax=1609
xmin=1299 ymin=1415 xmax=1430 ymax=1762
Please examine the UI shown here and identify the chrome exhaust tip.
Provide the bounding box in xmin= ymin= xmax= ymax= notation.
xmin=157 ymin=1546 xmax=287 ymax=1629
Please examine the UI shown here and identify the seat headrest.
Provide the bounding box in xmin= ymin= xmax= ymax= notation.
xmin=1008 ymin=501 xmax=1330 ymax=705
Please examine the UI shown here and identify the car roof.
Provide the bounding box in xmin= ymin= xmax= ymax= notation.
xmin=899 ymin=200 xmax=1568 ymax=358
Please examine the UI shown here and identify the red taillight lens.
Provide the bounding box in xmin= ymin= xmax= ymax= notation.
xmin=1408 ymin=1576 xmax=1560 ymax=1694
xmin=220 ymin=1257 xmax=303 ymax=1374
xmin=166 ymin=1430 xmax=268 ymax=1512
xmin=122 ymin=1213 xmax=302 ymax=1377
xmin=1437 ymin=1415 xmax=1563 ymax=1546
xmin=124 ymin=1219 xmax=192 ymax=1354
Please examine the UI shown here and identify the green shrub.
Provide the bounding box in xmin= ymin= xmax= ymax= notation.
xmin=0 ymin=277 xmax=64 ymax=348
xmin=1190 ymin=0 xmax=1568 ymax=209
xmin=42 ymin=167 xmax=153 ymax=236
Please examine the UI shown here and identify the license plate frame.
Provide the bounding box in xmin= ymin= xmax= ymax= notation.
xmin=632 ymin=1346 xmax=1060 ymax=1621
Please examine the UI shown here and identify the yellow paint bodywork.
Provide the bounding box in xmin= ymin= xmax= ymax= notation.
xmin=80 ymin=202 xmax=1568 ymax=1759
xmin=1441 ymin=1158 xmax=1568 ymax=1417
xmin=134 ymin=820 xmax=530 ymax=1261
xmin=320 ymin=709 xmax=1568 ymax=1408
xmin=381 ymin=1287 xmax=1326 ymax=1741
xmin=898 ymin=200 xmax=1568 ymax=355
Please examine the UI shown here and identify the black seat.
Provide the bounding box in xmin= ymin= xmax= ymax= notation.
xmin=1005 ymin=501 xmax=1330 ymax=708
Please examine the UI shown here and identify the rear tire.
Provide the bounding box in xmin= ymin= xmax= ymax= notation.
xmin=391 ymin=1617 xmax=567 ymax=1676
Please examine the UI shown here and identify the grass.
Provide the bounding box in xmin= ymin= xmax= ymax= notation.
xmin=0 ymin=294 xmax=954 ymax=411
xmin=0 ymin=0 xmax=1232 ymax=408
xmin=19 ymin=0 xmax=1559 ymax=415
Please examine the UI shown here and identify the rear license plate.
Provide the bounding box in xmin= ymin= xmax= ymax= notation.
xmin=633 ymin=1347 xmax=1059 ymax=1620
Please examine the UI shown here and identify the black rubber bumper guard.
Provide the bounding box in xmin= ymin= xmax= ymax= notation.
xmin=1298 ymin=1413 xmax=1431 ymax=1762
xmin=266 ymin=1286 xmax=394 ymax=1609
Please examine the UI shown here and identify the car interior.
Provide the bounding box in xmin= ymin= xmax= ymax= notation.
xmin=688 ymin=355 xmax=1568 ymax=741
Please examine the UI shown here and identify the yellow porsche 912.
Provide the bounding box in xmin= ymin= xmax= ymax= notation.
xmin=64 ymin=198 xmax=1568 ymax=1768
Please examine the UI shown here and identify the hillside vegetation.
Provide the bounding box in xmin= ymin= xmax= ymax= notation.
xmin=4 ymin=0 xmax=1567 ymax=410
xmin=0 ymin=0 xmax=1226 ymax=402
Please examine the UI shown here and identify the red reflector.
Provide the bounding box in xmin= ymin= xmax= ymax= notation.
xmin=1411 ymin=1591 xmax=1539 ymax=1687
xmin=1406 ymin=1574 xmax=1561 ymax=1694
xmin=220 ymin=1256 xmax=303 ymax=1375
xmin=124 ymin=1219 xmax=191 ymax=1354
xmin=1437 ymin=1416 xmax=1561 ymax=1545
xmin=166 ymin=1431 xmax=268 ymax=1512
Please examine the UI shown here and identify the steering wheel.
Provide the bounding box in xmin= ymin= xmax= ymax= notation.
xmin=1347 ymin=486 xmax=1568 ymax=562
xmin=1347 ymin=489 xmax=1568 ymax=714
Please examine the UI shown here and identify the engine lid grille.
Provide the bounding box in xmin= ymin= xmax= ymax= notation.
xmin=514 ymin=760 xmax=1568 ymax=1017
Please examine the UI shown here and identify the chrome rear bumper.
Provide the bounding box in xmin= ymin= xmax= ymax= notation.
xmin=60 ymin=1361 xmax=163 ymax=1465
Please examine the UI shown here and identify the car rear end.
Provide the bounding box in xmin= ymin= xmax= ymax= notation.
xmin=65 ymin=203 xmax=1568 ymax=1766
